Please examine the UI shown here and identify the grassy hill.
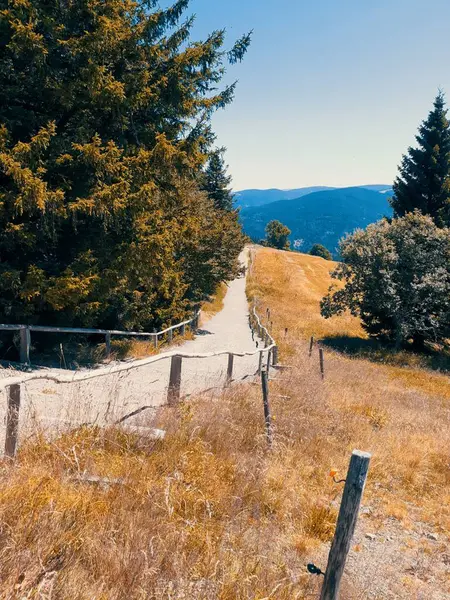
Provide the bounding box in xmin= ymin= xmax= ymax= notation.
xmin=1 ymin=247 xmax=447 ymax=599
xmin=240 ymin=186 xmax=393 ymax=254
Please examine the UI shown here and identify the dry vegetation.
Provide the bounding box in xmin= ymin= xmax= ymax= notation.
xmin=0 ymin=246 xmax=448 ymax=599
xmin=201 ymin=283 xmax=228 ymax=325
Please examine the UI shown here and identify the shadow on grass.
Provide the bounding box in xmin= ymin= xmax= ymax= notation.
xmin=321 ymin=335 xmax=450 ymax=374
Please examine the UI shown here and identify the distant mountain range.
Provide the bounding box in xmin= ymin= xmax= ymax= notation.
xmin=238 ymin=185 xmax=393 ymax=256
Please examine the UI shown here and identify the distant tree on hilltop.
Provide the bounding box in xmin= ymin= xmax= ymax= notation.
xmin=309 ymin=244 xmax=332 ymax=260
xmin=391 ymin=92 xmax=450 ymax=227
xmin=201 ymin=148 xmax=234 ymax=211
xmin=265 ymin=220 xmax=291 ymax=250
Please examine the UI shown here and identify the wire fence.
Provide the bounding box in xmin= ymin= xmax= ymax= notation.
xmin=0 ymin=308 xmax=202 ymax=365
xmin=0 ymin=305 xmax=277 ymax=458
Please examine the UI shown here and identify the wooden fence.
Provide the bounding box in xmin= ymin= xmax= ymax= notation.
xmin=0 ymin=309 xmax=201 ymax=365
xmin=0 ymin=305 xmax=277 ymax=458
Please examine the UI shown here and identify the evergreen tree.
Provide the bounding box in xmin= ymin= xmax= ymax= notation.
xmin=0 ymin=0 xmax=250 ymax=330
xmin=309 ymin=244 xmax=332 ymax=260
xmin=265 ymin=220 xmax=291 ymax=250
xmin=391 ymin=92 xmax=450 ymax=226
xmin=201 ymin=148 xmax=234 ymax=211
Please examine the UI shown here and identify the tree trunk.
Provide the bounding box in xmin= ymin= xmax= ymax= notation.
xmin=411 ymin=332 xmax=426 ymax=352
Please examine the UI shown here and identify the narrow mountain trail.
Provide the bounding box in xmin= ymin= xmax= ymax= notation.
xmin=0 ymin=249 xmax=261 ymax=446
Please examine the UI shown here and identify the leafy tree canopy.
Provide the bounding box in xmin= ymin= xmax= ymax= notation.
xmin=265 ymin=220 xmax=291 ymax=250
xmin=0 ymin=0 xmax=250 ymax=330
xmin=391 ymin=92 xmax=450 ymax=227
xmin=309 ymin=243 xmax=332 ymax=260
xmin=321 ymin=212 xmax=450 ymax=348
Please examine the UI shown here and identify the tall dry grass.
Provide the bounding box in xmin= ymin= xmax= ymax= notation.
xmin=0 ymin=245 xmax=448 ymax=599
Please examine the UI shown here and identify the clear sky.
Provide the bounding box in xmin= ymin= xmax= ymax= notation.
xmin=181 ymin=0 xmax=450 ymax=191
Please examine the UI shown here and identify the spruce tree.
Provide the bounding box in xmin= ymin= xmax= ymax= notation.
xmin=201 ymin=148 xmax=234 ymax=211
xmin=0 ymin=0 xmax=250 ymax=330
xmin=391 ymin=92 xmax=450 ymax=226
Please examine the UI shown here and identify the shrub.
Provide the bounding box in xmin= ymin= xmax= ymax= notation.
xmin=309 ymin=244 xmax=332 ymax=260
xmin=321 ymin=212 xmax=450 ymax=348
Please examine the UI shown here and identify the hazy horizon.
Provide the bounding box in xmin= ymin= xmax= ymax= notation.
xmin=184 ymin=0 xmax=450 ymax=190
xmin=234 ymin=183 xmax=392 ymax=192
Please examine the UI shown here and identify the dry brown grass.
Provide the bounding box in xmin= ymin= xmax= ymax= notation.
xmin=201 ymin=283 xmax=228 ymax=325
xmin=247 ymin=246 xmax=450 ymax=400
xmin=0 ymin=246 xmax=448 ymax=599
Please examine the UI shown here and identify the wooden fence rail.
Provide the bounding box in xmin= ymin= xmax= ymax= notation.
xmin=0 ymin=308 xmax=201 ymax=366
xmin=1 ymin=304 xmax=278 ymax=458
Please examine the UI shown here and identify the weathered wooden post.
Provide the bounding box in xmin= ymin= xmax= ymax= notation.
xmin=319 ymin=348 xmax=325 ymax=379
xmin=320 ymin=450 xmax=371 ymax=600
xmin=105 ymin=333 xmax=111 ymax=359
xmin=309 ymin=336 xmax=314 ymax=357
xmin=266 ymin=349 xmax=272 ymax=376
xmin=180 ymin=323 xmax=186 ymax=337
xmin=257 ymin=350 xmax=263 ymax=375
xmin=193 ymin=305 xmax=201 ymax=331
xmin=168 ymin=328 xmax=173 ymax=344
xmin=168 ymin=355 xmax=182 ymax=405
xmin=20 ymin=326 xmax=30 ymax=364
xmin=272 ymin=345 xmax=279 ymax=366
xmin=5 ymin=384 xmax=21 ymax=458
xmin=261 ymin=370 xmax=273 ymax=446
xmin=153 ymin=329 xmax=158 ymax=349
xmin=226 ymin=353 xmax=234 ymax=385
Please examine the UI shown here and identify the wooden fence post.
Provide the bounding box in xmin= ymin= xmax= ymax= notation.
xmin=180 ymin=323 xmax=186 ymax=337
xmin=226 ymin=353 xmax=234 ymax=386
xmin=193 ymin=305 xmax=201 ymax=330
xmin=309 ymin=336 xmax=314 ymax=357
xmin=319 ymin=348 xmax=325 ymax=380
xmin=105 ymin=333 xmax=111 ymax=359
xmin=272 ymin=345 xmax=279 ymax=366
xmin=257 ymin=351 xmax=263 ymax=375
xmin=168 ymin=355 xmax=182 ymax=405
xmin=168 ymin=328 xmax=173 ymax=344
xmin=153 ymin=330 xmax=158 ymax=349
xmin=266 ymin=349 xmax=272 ymax=376
xmin=320 ymin=450 xmax=371 ymax=600
xmin=5 ymin=384 xmax=21 ymax=458
xmin=20 ymin=326 xmax=30 ymax=364
xmin=261 ymin=370 xmax=272 ymax=446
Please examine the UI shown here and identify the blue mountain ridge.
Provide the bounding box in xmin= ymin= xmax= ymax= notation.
xmin=238 ymin=186 xmax=393 ymax=256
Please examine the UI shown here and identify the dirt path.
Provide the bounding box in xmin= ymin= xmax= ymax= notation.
xmin=0 ymin=249 xmax=262 ymax=447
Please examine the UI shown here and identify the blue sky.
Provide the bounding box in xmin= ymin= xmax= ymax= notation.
xmin=179 ymin=0 xmax=450 ymax=190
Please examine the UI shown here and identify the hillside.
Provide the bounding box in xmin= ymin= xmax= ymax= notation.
xmin=234 ymin=184 xmax=393 ymax=209
xmin=240 ymin=186 xmax=393 ymax=254
xmin=234 ymin=186 xmax=335 ymax=208
xmin=1 ymin=247 xmax=448 ymax=599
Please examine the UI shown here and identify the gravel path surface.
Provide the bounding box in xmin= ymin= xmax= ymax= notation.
xmin=0 ymin=249 xmax=263 ymax=448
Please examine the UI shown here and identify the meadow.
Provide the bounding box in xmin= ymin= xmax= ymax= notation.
xmin=0 ymin=247 xmax=448 ymax=599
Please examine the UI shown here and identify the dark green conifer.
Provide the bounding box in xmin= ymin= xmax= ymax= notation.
xmin=391 ymin=92 xmax=450 ymax=226
xmin=0 ymin=0 xmax=250 ymax=330
xmin=201 ymin=148 xmax=234 ymax=211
